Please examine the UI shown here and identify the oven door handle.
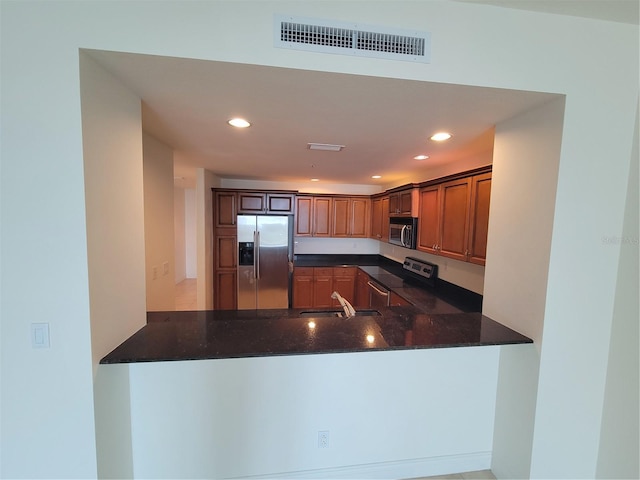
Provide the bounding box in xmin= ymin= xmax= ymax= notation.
xmin=367 ymin=281 xmax=389 ymax=297
xmin=400 ymin=225 xmax=408 ymax=247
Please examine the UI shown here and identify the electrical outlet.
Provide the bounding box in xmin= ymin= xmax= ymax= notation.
xmin=163 ymin=261 xmax=169 ymax=275
xmin=318 ymin=430 xmax=329 ymax=448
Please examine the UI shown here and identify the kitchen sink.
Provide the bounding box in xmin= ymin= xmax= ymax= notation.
xmin=299 ymin=309 xmax=381 ymax=318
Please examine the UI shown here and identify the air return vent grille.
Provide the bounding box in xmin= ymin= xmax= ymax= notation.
xmin=275 ymin=15 xmax=431 ymax=63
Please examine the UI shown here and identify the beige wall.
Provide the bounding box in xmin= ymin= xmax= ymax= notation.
xmin=143 ymin=133 xmax=176 ymax=311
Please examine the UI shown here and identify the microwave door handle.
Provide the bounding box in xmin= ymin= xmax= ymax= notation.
xmin=401 ymin=225 xmax=408 ymax=247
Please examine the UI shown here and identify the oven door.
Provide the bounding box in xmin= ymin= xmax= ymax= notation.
xmin=389 ymin=223 xmax=406 ymax=247
xmin=368 ymin=280 xmax=390 ymax=307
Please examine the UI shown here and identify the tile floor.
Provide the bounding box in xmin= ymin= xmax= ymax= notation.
xmin=175 ymin=278 xmax=197 ymax=310
xmin=410 ymin=470 xmax=496 ymax=480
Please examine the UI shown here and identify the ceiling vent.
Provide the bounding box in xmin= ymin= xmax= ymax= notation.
xmin=274 ymin=15 xmax=431 ymax=63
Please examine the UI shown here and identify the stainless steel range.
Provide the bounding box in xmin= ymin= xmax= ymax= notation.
xmin=402 ymin=256 xmax=438 ymax=287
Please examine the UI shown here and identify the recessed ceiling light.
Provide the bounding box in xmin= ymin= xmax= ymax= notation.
xmin=371 ymin=175 xmax=382 ymax=179
xmin=228 ymin=118 xmax=251 ymax=128
xmin=430 ymin=132 xmax=452 ymax=141
xmin=414 ymin=155 xmax=429 ymax=160
xmin=307 ymin=143 xmax=345 ymax=152
xmin=310 ymin=178 xmax=320 ymax=182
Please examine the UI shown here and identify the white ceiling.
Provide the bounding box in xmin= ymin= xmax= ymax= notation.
xmin=85 ymin=1 xmax=635 ymax=190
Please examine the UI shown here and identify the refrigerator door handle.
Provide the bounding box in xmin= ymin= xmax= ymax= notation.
xmin=253 ymin=231 xmax=260 ymax=279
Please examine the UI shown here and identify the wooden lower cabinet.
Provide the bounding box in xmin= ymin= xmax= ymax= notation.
xmin=355 ymin=269 xmax=371 ymax=309
xmin=313 ymin=267 xmax=334 ymax=308
xmin=292 ymin=267 xmax=314 ymax=308
xmin=390 ymin=291 xmax=411 ymax=306
xmin=293 ymin=266 xmax=357 ymax=308
xmin=215 ymin=271 xmax=237 ymax=310
xmin=331 ymin=267 xmax=356 ymax=307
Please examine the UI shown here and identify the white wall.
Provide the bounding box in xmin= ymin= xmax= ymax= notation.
xmin=174 ymin=186 xmax=186 ymax=283
xmin=1 ymin=2 xmax=637 ymax=479
xmin=143 ymin=133 xmax=176 ymax=311
xmin=196 ymin=168 xmax=220 ymax=309
xmin=126 ymin=347 xmax=499 ymax=479
xmin=79 ymin=53 xmax=148 ymax=479
xmin=174 ymin=187 xmax=197 ymax=282
xmin=483 ymin=98 xmax=565 ymax=478
xmin=185 ymin=188 xmax=198 ymax=278
xmin=595 ymin=106 xmax=639 ymax=479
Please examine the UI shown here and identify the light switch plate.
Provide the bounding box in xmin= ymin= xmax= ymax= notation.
xmin=31 ymin=323 xmax=50 ymax=348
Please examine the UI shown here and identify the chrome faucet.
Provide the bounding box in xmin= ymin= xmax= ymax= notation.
xmin=331 ymin=291 xmax=356 ymax=318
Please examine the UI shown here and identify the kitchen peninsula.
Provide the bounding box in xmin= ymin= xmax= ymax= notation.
xmin=101 ymin=255 xmax=530 ymax=364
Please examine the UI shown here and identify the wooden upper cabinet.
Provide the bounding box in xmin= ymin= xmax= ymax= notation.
xmin=295 ymin=196 xmax=331 ymax=237
xmin=416 ymin=170 xmax=491 ymax=265
xmin=332 ymin=197 xmax=350 ymax=237
xmin=238 ymin=191 xmax=294 ymax=214
xmin=417 ymin=186 xmax=441 ymax=255
xmin=295 ymin=196 xmax=313 ymax=236
xmin=389 ymin=188 xmax=417 ymax=216
xmin=267 ymin=193 xmax=294 ymax=213
xmin=350 ymin=197 xmax=370 ymax=237
xmin=439 ymin=178 xmax=472 ymax=262
xmin=332 ymin=197 xmax=370 ymax=237
xmin=313 ymin=197 xmax=332 ymax=237
xmin=381 ymin=196 xmax=390 ymax=242
xmin=467 ymin=172 xmax=491 ymax=265
xmin=215 ymin=191 xmax=237 ymax=227
xmin=237 ymin=192 xmax=265 ymax=213
xmin=371 ymin=196 xmax=383 ymax=240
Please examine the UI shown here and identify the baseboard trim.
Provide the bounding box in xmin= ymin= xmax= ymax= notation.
xmin=230 ymin=451 xmax=491 ymax=479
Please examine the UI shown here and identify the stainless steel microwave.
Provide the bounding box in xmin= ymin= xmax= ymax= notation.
xmin=389 ymin=217 xmax=418 ymax=249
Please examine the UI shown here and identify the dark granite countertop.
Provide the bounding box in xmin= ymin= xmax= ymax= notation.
xmin=295 ymin=254 xmax=483 ymax=313
xmin=100 ymin=308 xmax=532 ymax=364
xmin=99 ymin=254 xmax=532 ymax=364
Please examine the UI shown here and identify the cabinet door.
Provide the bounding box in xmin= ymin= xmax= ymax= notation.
xmin=292 ymin=267 xmax=314 ymax=308
xmin=215 ymin=191 xmax=236 ymax=227
xmin=215 ymin=234 xmax=237 ymax=269
xmin=371 ymin=197 xmax=382 ymax=239
xmin=417 ymin=186 xmax=440 ymax=255
xmin=331 ymin=198 xmax=350 ymax=237
xmin=295 ymin=197 xmax=313 ymax=236
xmin=467 ymin=173 xmax=491 ymax=265
xmin=390 ymin=291 xmax=411 ymax=306
xmin=267 ymin=193 xmax=294 ymax=213
xmin=313 ymin=198 xmax=332 ymax=237
xmin=332 ymin=267 xmax=356 ymax=306
xmin=215 ymin=271 xmax=237 ymax=310
xmin=381 ymin=197 xmax=390 ymax=242
xmin=389 ymin=190 xmax=414 ymax=216
xmin=350 ymin=198 xmax=369 ymax=237
xmin=439 ymin=178 xmax=471 ymax=262
xmin=238 ymin=192 xmax=266 ymax=213
xmin=313 ymin=267 xmax=334 ymax=307
xmin=388 ymin=193 xmax=399 ymax=215
xmin=399 ymin=191 xmax=413 ymax=215
xmin=354 ymin=270 xmax=371 ymax=309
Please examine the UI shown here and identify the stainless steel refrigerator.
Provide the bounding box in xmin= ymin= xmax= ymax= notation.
xmin=237 ymin=215 xmax=293 ymax=309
